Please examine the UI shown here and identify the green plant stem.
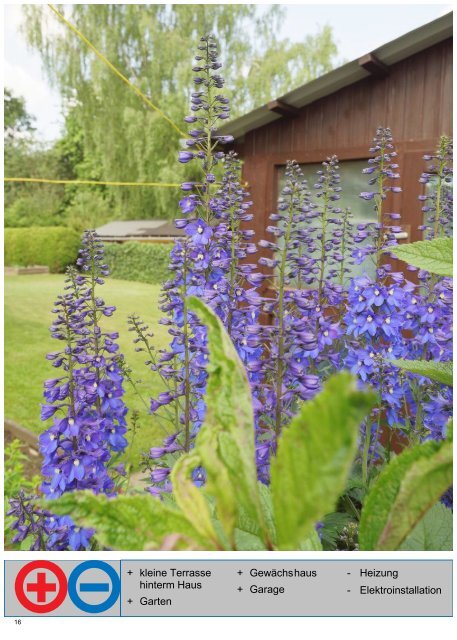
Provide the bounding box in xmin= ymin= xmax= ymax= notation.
xmin=182 ymin=247 xmax=191 ymax=453
xmin=62 ymin=298 xmax=77 ymax=452
xmin=433 ymin=151 xmax=446 ymax=239
xmin=227 ymin=198 xmax=238 ymax=336
xmin=342 ymin=494 xmax=361 ymax=521
xmin=339 ymin=208 xmax=351 ymax=289
xmin=374 ymin=145 xmax=386 ymax=270
xmin=273 ymin=191 xmax=295 ymax=442
xmin=317 ymin=182 xmax=330 ymax=303
xmin=361 ymin=421 xmax=371 ymax=486
xmin=89 ymin=253 xmax=102 ymax=414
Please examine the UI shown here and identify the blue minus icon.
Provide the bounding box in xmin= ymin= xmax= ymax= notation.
xmin=79 ymin=583 xmax=110 ymax=593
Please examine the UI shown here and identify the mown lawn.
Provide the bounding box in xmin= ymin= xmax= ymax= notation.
xmin=4 ymin=275 xmax=171 ymax=468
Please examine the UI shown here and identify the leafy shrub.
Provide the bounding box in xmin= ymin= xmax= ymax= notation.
xmin=104 ymin=241 xmax=171 ymax=285
xmin=4 ymin=226 xmax=81 ymax=273
xmin=5 ymin=195 xmax=67 ymax=228
xmin=4 ymin=439 xmax=40 ymax=549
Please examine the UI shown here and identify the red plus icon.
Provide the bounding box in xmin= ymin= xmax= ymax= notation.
xmin=27 ymin=571 xmax=57 ymax=602
xmin=15 ymin=561 xmax=68 ymax=613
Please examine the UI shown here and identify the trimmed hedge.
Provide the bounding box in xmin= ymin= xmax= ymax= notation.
xmin=104 ymin=241 xmax=171 ymax=285
xmin=5 ymin=227 xmax=81 ymax=273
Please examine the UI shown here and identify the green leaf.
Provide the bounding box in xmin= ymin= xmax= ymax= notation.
xmin=20 ymin=535 xmax=35 ymax=551
xmin=390 ymin=359 xmax=452 ymax=386
xmin=400 ymin=503 xmax=452 ymax=551
xmin=234 ymin=529 xmax=267 ymax=551
xmin=258 ymin=482 xmax=277 ymax=546
xmin=234 ymin=483 xmax=277 ymax=549
xmin=298 ymin=529 xmax=323 ymax=551
xmin=359 ymin=439 xmax=452 ymax=550
xmin=387 ymin=237 xmax=453 ymax=276
xmin=186 ymin=296 xmax=270 ymax=548
xmin=171 ymin=450 xmax=224 ymax=550
xmin=42 ymin=491 xmax=215 ymax=551
xmin=271 ymin=372 xmax=377 ymax=550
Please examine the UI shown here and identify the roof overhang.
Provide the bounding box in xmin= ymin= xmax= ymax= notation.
xmin=220 ymin=12 xmax=452 ymax=140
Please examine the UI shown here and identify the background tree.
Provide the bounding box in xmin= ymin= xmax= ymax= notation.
xmin=4 ymin=88 xmax=71 ymax=227
xmin=20 ymin=4 xmax=338 ymax=222
xmin=4 ymin=88 xmax=36 ymax=142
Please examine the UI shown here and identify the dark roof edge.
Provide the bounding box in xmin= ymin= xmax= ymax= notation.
xmin=220 ymin=12 xmax=452 ymax=140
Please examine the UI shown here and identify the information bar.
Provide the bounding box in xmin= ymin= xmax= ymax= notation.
xmin=5 ymin=559 xmax=452 ymax=617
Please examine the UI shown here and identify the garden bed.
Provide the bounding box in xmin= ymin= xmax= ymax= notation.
xmin=5 ymin=266 xmax=49 ymax=276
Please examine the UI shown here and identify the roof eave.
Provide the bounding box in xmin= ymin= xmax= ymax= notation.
xmin=220 ymin=12 xmax=452 ymax=140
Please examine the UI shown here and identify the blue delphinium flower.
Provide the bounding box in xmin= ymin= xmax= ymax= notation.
xmin=344 ymin=129 xmax=453 ymax=482
xmin=250 ymin=161 xmax=323 ymax=477
xmin=39 ymin=231 xmax=128 ymax=500
xmin=246 ymin=158 xmax=358 ymax=481
xmin=343 ymin=128 xmax=414 ymax=479
xmin=353 ymin=127 xmax=402 ymax=268
xmin=404 ymin=137 xmax=453 ymax=443
xmin=129 ymin=36 xmax=261 ymax=495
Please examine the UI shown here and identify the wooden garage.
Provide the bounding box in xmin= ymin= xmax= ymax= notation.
xmin=221 ymin=13 xmax=452 ymax=263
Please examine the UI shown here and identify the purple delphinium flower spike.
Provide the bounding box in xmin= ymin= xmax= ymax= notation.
xmin=128 ymin=36 xmax=262 ymax=496
xmin=39 ymin=231 xmax=128 ymax=502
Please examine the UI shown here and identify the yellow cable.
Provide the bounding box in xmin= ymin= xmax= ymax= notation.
xmin=4 ymin=177 xmax=181 ymax=188
xmin=47 ymin=4 xmax=188 ymax=139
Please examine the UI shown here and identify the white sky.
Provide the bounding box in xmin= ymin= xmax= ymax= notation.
xmin=3 ymin=1 xmax=453 ymax=143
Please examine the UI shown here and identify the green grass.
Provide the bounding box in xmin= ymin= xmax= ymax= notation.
xmin=4 ymin=275 xmax=172 ymax=467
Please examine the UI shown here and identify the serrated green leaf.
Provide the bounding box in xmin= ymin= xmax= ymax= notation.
xmin=359 ymin=439 xmax=452 ymax=550
xmin=390 ymin=358 xmax=452 ymax=386
xmin=320 ymin=512 xmax=353 ymax=550
xmin=271 ymin=372 xmax=377 ymax=550
xmin=400 ymin=503 xmax=452 ymax=551
xmin=387 ymin=237 xmax=453 ymax=276
xmin=42 ymin=491 xmax=214 ymax=550
xmin=187 ymin=296 xmax=270 ymax=548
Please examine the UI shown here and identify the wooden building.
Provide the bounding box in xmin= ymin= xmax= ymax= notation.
xmin=221 ymin=13 xmax=452 ymax=263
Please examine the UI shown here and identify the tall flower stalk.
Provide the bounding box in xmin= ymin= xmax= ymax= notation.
xmin=343 ymin=128 xmax=409 ymax=483
xmin=255 ymin=162 xmax=320 ymax=453
xmin=11 ymin=231 xmax=128 ymax=550
xmin=40 ymin=231 xmax=128 ymax=498
xmin=131 ymin=35 xmax=264 ymax=495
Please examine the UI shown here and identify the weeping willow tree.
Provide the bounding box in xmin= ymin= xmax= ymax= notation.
xmin=22 ymin=4 xmax=337 ymax=220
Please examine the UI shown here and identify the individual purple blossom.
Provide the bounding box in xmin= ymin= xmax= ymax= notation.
xmin=179 ymin=195 xmax=199 ymax=214
xmin=179 ymin=151 xmax=194 ymax=164
xmin=185 ymin=218 xmax=213 ymax=244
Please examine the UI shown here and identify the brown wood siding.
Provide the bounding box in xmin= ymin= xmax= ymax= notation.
xmin=237 ymin=38 xmax=452 ymax=250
